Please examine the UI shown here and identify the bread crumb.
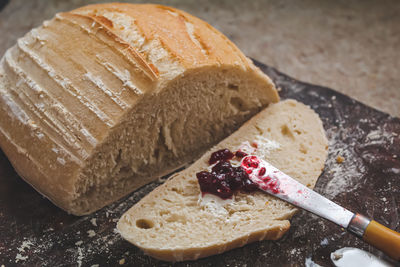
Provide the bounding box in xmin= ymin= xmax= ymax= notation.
xmin=265 ymin=201 xmax=269 ymax=205
xmin=119 ymin=258 xmax=125 ymax=265
xmin=75 ymin=240 xmax=83 ymax=246
xmin=87 ymin=230 xmax=96 ymax=237
xmin=336 ymin=155 xmax=345 ymax=163
xmin=90 ymin=218 xmax=97 ymax=226
xmin=91 ymin=265 xmax=99 ymax=267
xmin=2 ymin=264 xmax=5 ymax=267
xmin=332 ymin=252 xmax=343 ymax=261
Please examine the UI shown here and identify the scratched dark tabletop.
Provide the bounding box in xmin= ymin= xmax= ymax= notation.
xmin=0 ymin=58 xmax=399 ymax=266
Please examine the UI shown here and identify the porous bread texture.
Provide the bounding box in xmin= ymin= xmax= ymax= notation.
xmin=0 ymin=3 xmax=278 ymax=215
xmin=75 ymin=66 xmax=276 ymax=214
xmin=117 ymin=100 xmax=329 ymax=262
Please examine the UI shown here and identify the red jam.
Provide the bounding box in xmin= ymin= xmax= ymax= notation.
xmin=197 ymin=149 xmax=258 ymax=199
xmin=209 ymin=149 xmax=234 ymax=164
xmin=235 ymin=150 xmax=248 ymax=158
xmin=242 ymin=156 xmax=260 ymax=168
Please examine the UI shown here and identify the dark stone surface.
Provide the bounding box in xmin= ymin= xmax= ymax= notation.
xmin=0 ymin=61 xmax=399 ymax=266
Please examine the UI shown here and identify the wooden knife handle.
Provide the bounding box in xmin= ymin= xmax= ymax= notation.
xmin=363 ymin=220 xmax=400 ymax=261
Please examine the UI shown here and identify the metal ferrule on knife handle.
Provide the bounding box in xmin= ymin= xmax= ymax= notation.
xmin=348 ymin=213 xmax=400 ymax=260
xmin=347 ymin=213 xmax=371 ymax=238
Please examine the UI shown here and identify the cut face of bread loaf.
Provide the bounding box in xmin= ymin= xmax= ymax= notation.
xmin=117 ymin=100 xmax=328 ymax=262
xmin=0 ymin=3 xmax=278 ymax=215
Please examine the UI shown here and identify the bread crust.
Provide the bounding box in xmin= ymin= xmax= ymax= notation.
xmin=71 ymin=3 xmax=252 ymax=71
xmin=0 ymin=3 xmax=278 ymax=214
xmin=141 ymin=220 xmax=290 ymax=262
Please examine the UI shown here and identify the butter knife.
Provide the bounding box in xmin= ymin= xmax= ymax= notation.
xmin=241 ymin=155 xmax=400 ymax=260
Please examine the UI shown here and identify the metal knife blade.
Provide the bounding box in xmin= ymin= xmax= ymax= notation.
xmin=241 ymin=155 xmax=354 ymax=228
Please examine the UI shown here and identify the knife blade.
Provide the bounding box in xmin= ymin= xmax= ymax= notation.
xmin=240 ymin=155 xmax=400 ymax=260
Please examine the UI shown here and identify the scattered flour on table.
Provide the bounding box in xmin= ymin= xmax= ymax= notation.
xmin=77 ymin=247 xmax=84 ymax=267
xmin=87 ymin=230 xmax=96 ymax=237
xmin=323 ymin=142 xmax=365 ymax=198
xmin=15 ymin=253 xmax=28 ymax=263
xmin=15 ymin=239 xmax=33 ymax=263
xmin=17 ymin=240 xmax=33 ymax=253
xmin=8 ymin=175 xmax=171 ymax=265
xmin=322 ymin=117 xmax=397 ymax=203
xmin=320 ymin=238 xmax=329 ymax=246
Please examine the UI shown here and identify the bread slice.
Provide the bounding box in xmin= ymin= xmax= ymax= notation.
xmin=0 ymin=3 xmax=278 ymax=215
xmin=117 ymin=99 xmax=328 ymax=261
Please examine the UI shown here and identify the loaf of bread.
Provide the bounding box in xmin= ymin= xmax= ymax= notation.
xmin=117 ymin=100 xmax=328 ymax=261
xmin=0 ymin=3 xmax=279 ymax=215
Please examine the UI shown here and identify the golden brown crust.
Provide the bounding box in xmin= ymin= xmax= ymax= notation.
xmin=70 ymin=3 xmax=251 ymax=72
xmin=141 ymin=221 xmax=290 ymax=262
xmin=0 ymin=85 xmax=79 ymax=212
xmin=56 ymin=12 xmax=160 ymax=82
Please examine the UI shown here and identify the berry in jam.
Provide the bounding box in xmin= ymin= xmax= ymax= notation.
xmin=241 ymin=156 xmax=281 ymax=194
xmin=242 ymin=156 xmax=260 ymax=169
xmin=235 ymin=150 xmax=248 ymax=158
xmin=258 ymin=167 xmax=266 ymax=176
xmin=197 ymin=148 xmax=258 ymax=199
xmin=209 ymin=149 xmax=234 ymax=164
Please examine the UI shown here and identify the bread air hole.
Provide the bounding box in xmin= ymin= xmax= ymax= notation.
xmin=254 ymin=125 xmax=264 ymax=135
xmin=136 ymin=219 xmax=154 ymax=229
xmin=281 ymin=124 xmax=294 ymax=139
xmin=165 ymin=213 xmax=187 ymax=224
xmin=230 ymin=97 xmax=247 ymax=112
xmin=228 ymin=84 xmax=239 ymax=91
xmin=299 ymin=143 xmax=308 ymax=154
